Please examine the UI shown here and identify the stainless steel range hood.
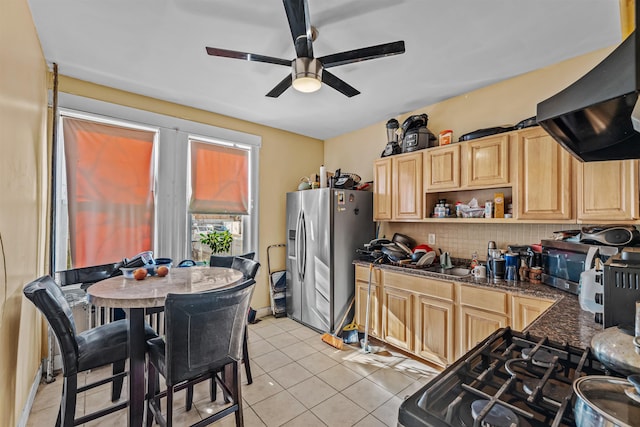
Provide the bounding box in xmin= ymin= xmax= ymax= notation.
xmin=537 ymin=22 xmax=640 ymax=162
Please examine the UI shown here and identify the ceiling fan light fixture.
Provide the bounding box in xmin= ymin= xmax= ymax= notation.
xmin=292 ymin=57 xmax=322 ymax=93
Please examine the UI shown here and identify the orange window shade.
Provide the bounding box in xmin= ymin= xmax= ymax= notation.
xmin=62 ymin=117 xmax=156 ymax=268
xmin=189 ymin=140 xmax=249 ymax=214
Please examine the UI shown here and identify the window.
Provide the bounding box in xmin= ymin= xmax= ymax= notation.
xmin=188 ymin=137 xmax=252 ymax=262
xmin=53 ymin=94 xmax=260 ymax=272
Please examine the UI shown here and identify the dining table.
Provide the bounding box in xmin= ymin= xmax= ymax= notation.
xmin=86 ymin=266 xmax=244 ymax=427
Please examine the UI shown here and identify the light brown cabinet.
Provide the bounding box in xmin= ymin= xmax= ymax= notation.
xmin=424 ymin=144 xmax=461 ymax=191
xmin=354 ymin=265 xmax=381 ymax=337
xmin=511 ymin=295 xmax=553 ymax=331
xmin=415 ymin=294 xmax=455 ymax=366
xmin=457 ymin=284 xmax=510 ymax=357
xmin=381 ymin=285 xmax=413 ymax=351
xmin=363 ymin=266 xmax=557 ymax=367
xmin=373 ymin=158 xmax=393 ymax=221
xmin=463 ymin=134 xmax=510 ymax=188
xmin=392 ymin=152 xmax=423 ymax=220
xmin=576 ymin=160 xmax=639 ymax=222
xmin=514 ymin=127 xmax=572 ymax=220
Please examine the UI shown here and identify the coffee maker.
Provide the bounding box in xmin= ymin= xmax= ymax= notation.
xmin=381 ymin=118 xmax=401 ymax=157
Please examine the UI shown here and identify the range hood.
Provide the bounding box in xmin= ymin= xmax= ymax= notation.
xmin=537 ymin=26 xmax=640 ymax=162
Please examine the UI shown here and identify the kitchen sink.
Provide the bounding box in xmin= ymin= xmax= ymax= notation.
xmin=424 ymin=266 xmax=472 ymax=278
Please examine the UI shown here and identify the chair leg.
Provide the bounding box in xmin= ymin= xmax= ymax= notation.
xmin=209 ymin=374 xmax=217 ymax=402
xmin=166 ymin=387 xmax=174 ymax=427
xmin=185 ymin=384 xmax=194 ymax=411
xmin=112 ymin=359 xmax=126 ymax=401
xmin=146 ymin=363 xmax=157 ymax=427
xmin=233 ymin=362 xmax=244 ymax=427
xmin=57 ymin=375 xmax=77 ymax=427
xmin=243 ymin=327 xmax=252 ymax=385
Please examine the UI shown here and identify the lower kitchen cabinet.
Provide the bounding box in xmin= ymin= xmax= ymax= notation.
xmin=357 ymin=265 xmax=557 ymax=367
xmin=382 ymin=285 xmax=413 ymax=351
xmin=355 ymin=265 xmax=381 ymax=337
xmin=457 ymin=284 xmax=510 ymax=357
xmin=414 ymin=295 xmax=455 ymax=366
xmin=511 ymin=295 xmax=553 ymax=331
xmin=458 ymin=305 xmax=509 ymax=357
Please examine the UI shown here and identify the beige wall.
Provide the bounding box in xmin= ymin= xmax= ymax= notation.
xmin=0 ymin=0 xmax=50 ymax=425
xmin=58 ymin=77 xmax=324 ymax=310
xmin=324 ymin=46 xmax=616 ymax=183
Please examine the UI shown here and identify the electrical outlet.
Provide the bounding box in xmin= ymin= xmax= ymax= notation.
xmin=428 ymin=233 xmax=436 ymax=245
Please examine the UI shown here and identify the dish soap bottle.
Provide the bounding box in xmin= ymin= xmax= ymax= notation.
xmin=470 ymin=251 xmax=479 ymax=269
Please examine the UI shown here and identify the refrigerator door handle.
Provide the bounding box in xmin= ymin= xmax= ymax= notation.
xmin=298 ymin=210 xmax=307 ymax=282
xmin=295 ymin=210 xmax=303 ymax=283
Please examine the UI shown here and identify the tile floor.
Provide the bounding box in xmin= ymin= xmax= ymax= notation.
xmin=26 ymin=315 xmax=442 ymax=426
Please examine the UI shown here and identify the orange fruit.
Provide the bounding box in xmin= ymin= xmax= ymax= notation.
xmin=156 ymin=266 xmax=169 ymax=277
xmin=133 ymin=268 xmax=147 ymax=280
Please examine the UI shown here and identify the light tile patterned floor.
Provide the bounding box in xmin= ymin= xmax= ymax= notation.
xmin=26 ymin=315 xmax=441 ymax=426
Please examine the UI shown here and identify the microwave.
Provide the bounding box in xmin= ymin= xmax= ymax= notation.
xmin=541 ymin=240 xmax=618 ymax=294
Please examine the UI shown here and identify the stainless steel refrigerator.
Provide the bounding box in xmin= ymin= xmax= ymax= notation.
xmin=286 ymin=188 xmax=374 ymax=333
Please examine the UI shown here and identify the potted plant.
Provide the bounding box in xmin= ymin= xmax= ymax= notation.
xmin=199 ymin=229 xmax=233 ymax=255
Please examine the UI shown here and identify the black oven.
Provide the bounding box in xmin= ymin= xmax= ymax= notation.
xmin=398 ymin=328 xmax=613 ymax=427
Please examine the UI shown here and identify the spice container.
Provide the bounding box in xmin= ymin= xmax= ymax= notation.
xmin=439 ymin=130 xmax=453 ymax=146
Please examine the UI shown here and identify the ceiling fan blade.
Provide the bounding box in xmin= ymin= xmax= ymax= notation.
xmin=206 ymin=47 xmax=291 ymax=67
xmin=283 ymin=0 xmax=314 ymax=58
xmin=322 ymin=70 xmax=360 ymax=97
xmin=266 ymin=74 xmax=293 ymax=98
xmin=319 ymin=40 xmax=405 ymax=69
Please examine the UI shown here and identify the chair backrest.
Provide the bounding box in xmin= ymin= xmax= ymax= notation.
xmin=209 ymin=251 xmax=255 ymax=268
xmin=164 ymin=278 xmax=256 ymax=385
xmin=231 ymin=257 xmax=260 ymax=279
xmin=177 ymin=259 xmax=196 ymax=268
xmin=23 ymin=276 xmax=80 ymax=376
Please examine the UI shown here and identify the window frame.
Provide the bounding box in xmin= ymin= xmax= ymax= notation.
xmin=54 ymin=93 xmax=261 ymax=269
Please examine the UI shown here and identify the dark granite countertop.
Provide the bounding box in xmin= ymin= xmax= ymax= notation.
xmin=353 ymin=260 xmax=602 ymax=349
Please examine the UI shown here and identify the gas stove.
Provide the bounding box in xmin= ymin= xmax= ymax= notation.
xmin=398 ymin=328 xmax=611 ymax=427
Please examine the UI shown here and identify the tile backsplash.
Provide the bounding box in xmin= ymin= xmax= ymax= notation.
xmin=379 ymin=222 xmax=583 ymax=262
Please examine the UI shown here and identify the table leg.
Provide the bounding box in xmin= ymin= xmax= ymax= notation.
xmin=127 ymin=308 xmax=145 ymax=427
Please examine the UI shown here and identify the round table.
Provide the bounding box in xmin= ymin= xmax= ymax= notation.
xmin=87 ymin=267 xmax=244 ymax=427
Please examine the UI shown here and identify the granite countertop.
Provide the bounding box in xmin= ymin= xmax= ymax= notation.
xmin=354 ymin=260 xmax=602 ymax=349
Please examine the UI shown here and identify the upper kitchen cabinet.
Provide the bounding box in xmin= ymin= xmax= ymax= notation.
xmin=462 ymin=134 xmax=510 ymax=188
xmin=373 ymin=158 xmax=393 ymax=220
xmin=576 ymin=160 xmax=639 ymax=222
xmin=424 ymin=144 xmax=461 ymax=192
xmin=392 ymin=152 xmax=423 ymax=220
xmin=514 ymin=127 xmax=572 ymax=220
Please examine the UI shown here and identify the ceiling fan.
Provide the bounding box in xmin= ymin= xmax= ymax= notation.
xmin=205 ymin=0 xmax=405 ymax=98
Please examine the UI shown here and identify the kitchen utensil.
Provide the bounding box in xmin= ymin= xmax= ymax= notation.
xmin=591 ymin=326 xmax=640 ymax=376
xmin=471 ymin=265 xmax=486 ymax=278
xmin=413 ymin=244 xmax=433 ymax=253
xmin=381 ymin=244 xmax=408 ymax=262
xmin=392 ymin=233 xmax=416 ymax=249
xmin=396 ymin=241 xmax=413 ymax=256
xmin=491 ymin=258 xmax=506 ymax=279
xmin=573 ymin=375 xmax=640 ymax=427
xmin=416 ymin=251 xmax=436 ymax=267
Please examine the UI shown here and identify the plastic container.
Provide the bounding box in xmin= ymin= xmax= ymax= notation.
xmin=120 ymin=267 xmax=144 ymax=279
xmin=439 ymin=130 xmax=453 ymax=145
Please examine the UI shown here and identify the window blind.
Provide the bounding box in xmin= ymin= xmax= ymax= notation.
xmin=189 ymin=139 xmax=249 ymax=215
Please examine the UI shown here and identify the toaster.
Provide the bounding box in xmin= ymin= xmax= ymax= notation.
xmin=602 ymin=248 xmax=640 ymax=328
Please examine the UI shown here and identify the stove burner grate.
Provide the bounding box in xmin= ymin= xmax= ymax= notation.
xmin=471 ymin=399 xmax=519 ymax=427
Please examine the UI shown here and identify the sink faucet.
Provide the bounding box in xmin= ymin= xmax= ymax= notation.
xmin=440 ymin=252 xmax=453 ymax=269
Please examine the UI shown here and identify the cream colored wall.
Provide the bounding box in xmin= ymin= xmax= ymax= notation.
xmin=58 ymin=77 xmax=324 ymax=310
xmin=0 ymin=0 xmax=50 ymax=425
xmin=324 ymin=46 xmax=616 ymax=183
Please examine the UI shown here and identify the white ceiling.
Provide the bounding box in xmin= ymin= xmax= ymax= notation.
xmin=27 ymin=0 xmax=622 ymax=140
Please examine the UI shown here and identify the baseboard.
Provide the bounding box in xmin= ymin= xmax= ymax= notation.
xmin=255 ymin=306 xmax=274 ymax=319
xmin=17 ymin=364 xmax=43 ymax=427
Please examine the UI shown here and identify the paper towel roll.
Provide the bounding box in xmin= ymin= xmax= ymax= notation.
xmin=320 ymin=165 xmax=327 ymax=188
